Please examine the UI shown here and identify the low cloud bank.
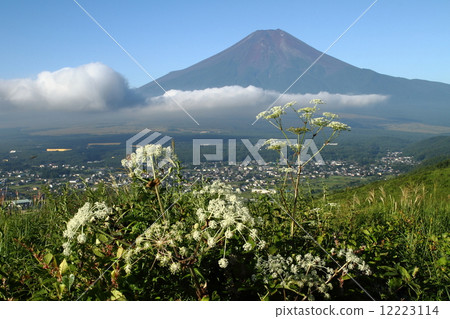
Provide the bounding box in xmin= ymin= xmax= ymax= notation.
xmin=146 ymin=86 xmax=389 ymax=113
xmin=0 ymin=63 xmax=388 ymax=125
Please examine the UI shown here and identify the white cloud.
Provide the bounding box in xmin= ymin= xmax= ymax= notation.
xmin=282 ymin=91 xmax=389 ymax=108
xmin=0 ymin=62 xmax=140 ymax=112
xmin=144 ymin=86 xmax=389 ymax=113
xmin=147 ymin=85 xmax=270 ymax=112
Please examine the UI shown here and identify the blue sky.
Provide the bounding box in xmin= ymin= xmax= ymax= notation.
xmin=1 ymin=0 xmax=450 ymax=88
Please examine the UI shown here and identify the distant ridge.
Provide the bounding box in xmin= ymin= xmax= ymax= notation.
xmin=138 ymin=29 xmax=450 ymax=125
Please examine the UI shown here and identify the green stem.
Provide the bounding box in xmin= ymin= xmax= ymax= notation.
xmin=150 ymin=157 xmax=165 ymax=219
xmin=189 ymin=266 xmax=205 ymax=300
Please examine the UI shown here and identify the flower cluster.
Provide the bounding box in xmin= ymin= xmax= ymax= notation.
xmin=124 ymin=220 xmax=187 ymax=274
xmin=62 ymin=202 xmax=112 ymax=256
xmin=264 ymin=139 xmax=287 ymax=151
xmin=255 ymin=248 xmax=371 ymax=300
xmin=124 ymin=181 xmax=265 ymax=274
xmin=255 ymin=253 xmax=334 ymax=300
xmin=193 ymin=181 xmax=266 ymax=268
xmin=121 ymin=144 xmax=175 ymax=179
xmin=256 ymin=102 xmax=294 ymax=120
xmin=328 ymin=121 xmax=351 ymax=131
xmin=309 ymin=112 xmax=350 ymax=131
xmin=333 ymin=248 xmax=371 ymax=275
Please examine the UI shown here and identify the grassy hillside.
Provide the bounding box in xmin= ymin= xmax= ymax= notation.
xmin=324 ymin=158 xmax=449 ymax=300
xmin=0 ymin=154 xmax=448 ymax=301
xmin=331 ymin=157 xmax=450 ymax=201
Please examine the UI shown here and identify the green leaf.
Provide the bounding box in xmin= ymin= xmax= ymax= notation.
xmin=97 ymin=233 xmax=109 ymax=243
xmin=59 ymin=259 xmax=69 ymax=275
xmin=317 ymin=235 xmax=324 ymax=245
xmin=43 ymin=253 xmax=54 ymax=265
xmin=193 ymin=268 xmax=206 ymax=282
xmin=362 ymin=229 xmax=371 ymax=236
xmin=436 ymin=257 xmax=447 ymax=267
xmin=111 ymin=289 xmax=126 ymax=301
xmin=377 ymin=266 xmax=397 ymax=277
xmin=116 ymin=246 xmax=124 ymax=259
xmin=92 ymin=247 xmax=105 ymax=258
xmin=388 ymin=277 xmax=402 ymax=291
xmin=62 ymin=274 xmax=75 ymax=292
xmin=397 ymin=265 xmax=411 ymax=281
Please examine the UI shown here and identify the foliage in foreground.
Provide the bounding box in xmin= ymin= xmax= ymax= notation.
xmin=0 ymin=102 xmax=448 ymax=301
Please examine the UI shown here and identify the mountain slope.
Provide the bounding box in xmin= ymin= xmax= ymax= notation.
xmin=138 ymin=29 xmax=450 ymax=125
xmin=403 ymin=136 xmax=450 ymax=161
xmin=331 ymin=158 xmax=450 ymax=202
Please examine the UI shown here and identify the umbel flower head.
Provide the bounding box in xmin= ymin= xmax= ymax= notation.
xmin=121 ymin=144 xmax=176 ymax=179
xmin=61 ymin=202 xmax=112 ymax=256
xmin=256 ymin=102 xmax=294 ymax=120
xmin=257 ymin=100 xmax=351 ymax=132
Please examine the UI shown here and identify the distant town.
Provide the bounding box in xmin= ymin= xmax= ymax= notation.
xmin=0 ymin=150 xmax=415 ymax=210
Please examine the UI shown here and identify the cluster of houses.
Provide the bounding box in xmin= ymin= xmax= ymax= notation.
xmin=1 ymin=151 xmax=416 ymax=211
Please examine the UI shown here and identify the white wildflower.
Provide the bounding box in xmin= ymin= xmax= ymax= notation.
xmin=196 ymin=209 xmax=206 ymax=222
xmin=77 ymin=233 xmax=87 ymax=244
xmin=257 ymin=240 xmax=266 ymax=250
xmin=169 ymin=262 xmax=181 ymax=274
xmin=243 ymin=242 xmax=252 ymax=251
xmin=208 ymin=220 xmax=218 ymax=229
xmin=179 ymin=246 xmax=188 ymax=257
xmin=310 ymin=99 xmax=325 ymax=105
xmin=264 ymin=139 xmax=287 ymax=151
xmin=135 ymin=235 xmax=144 ymax=246
xmin=218 ymin=258 xmax=229 ymax=269
xmin=328 ymin=121 xmax=351 ymax=131
xmin=207 ymin=236 xmax=216 ymax=248
xmin=192 ymin=230 xmax=201 ymax=241
xmin=225 ymin=228 xmax=234 ymax=239
xmin=62 ymin=242 xmax=71 ymax=256
xmin=310 ymin=117 xmax=330 ymax=127
xmin=235 ymin=222 xmax=244 ymax=232
xmin=289 ymin=143 xmax=302 ymax=152
xmin=298 ymin=106 xmax=315 ymax=113
xmin=160 ymin=255 xmax=170 ymax=266
xmin=323 ymin=112 xmax=338 ymax=119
